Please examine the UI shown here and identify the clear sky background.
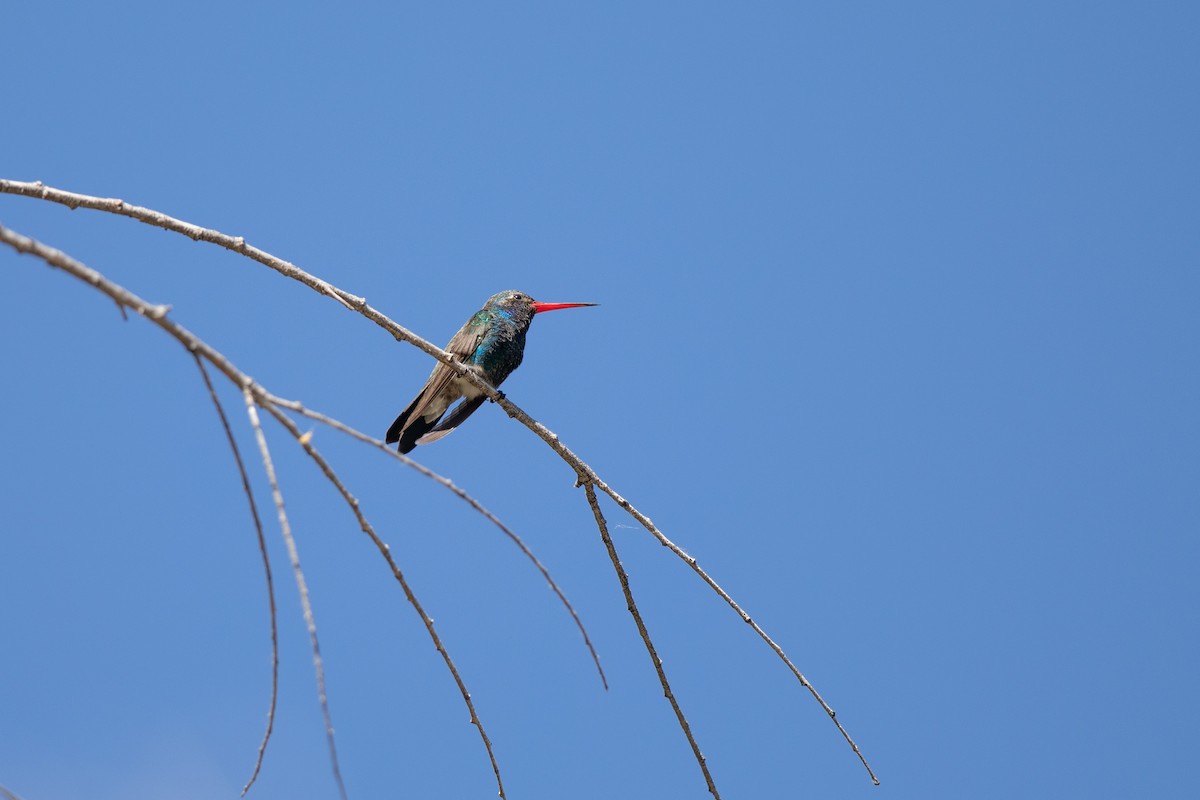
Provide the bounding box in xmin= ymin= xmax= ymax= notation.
xmin=2 ymin=3 xmax=1197 ymax=799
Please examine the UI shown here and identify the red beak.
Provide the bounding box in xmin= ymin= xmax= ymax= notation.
xmin=531 ymin=301 xmax=598 ymax=314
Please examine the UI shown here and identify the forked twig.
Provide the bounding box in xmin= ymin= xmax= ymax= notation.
xmin=0 ymin=223 xmax=561 ymax=796
xmin=193 ymin=355 xmax=280 ymax=796
xmin=262 ymin=392 xmax=607 ymax=690
xmin=0 ymin=221 xmax=350 ymax=798
xmin=583 ymin=482 xmax=719 ymax=799
xmin=256 ymin=401 xmax=507 ymax=799
xmin=242 ymin=389 xmax=349 ymax=800
xmin=589 ymin=475 xmax=880 ymax=785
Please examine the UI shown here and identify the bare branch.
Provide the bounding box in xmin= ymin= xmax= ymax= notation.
xmin=0 ymin=190 xmax=607 ymax=685
xmin=2 ymin=183 xmax=879 ymax=782
xmin=2 ymin=221 xmax=353 ymax=793
xmin=193 ymin=355 xmax=280 ymax=797
xmin=0 ymin=223 xmax=558 ymax=795
xmin=255 ymin=400 xmax=508 ymax=800
xmin=0 ymin=180 xmax=582 ymax=438
xmin=583 ymin=482 xmax=719 ymax=799
xmin=242 ymin=389 xmax=349 ymax=800
xmin=0 ymin=179 xmax=357 ymax=310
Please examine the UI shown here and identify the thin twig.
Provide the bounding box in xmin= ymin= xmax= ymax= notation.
xmin=256 ymin=401 xmax=508 ymax=799
xmin=193 ymin=355 xmax=280 ymax=797
xmin=242 ymin=389 xmax=349 ymax=800
xmin=582 ymin=482 xmax=720 ymax=799
xmin=0 ymin=783 xmax=27 ymax=800
xmin=263 ymin=391 xmax=608 ymax=690
xmin=2 ymin=184 xmax=879 ymax=782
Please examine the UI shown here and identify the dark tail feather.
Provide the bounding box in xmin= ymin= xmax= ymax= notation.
xmin=415 ymin=396 xmax=486 ymax=447
xmin=386 ymin=398 xmax=439 ymax=454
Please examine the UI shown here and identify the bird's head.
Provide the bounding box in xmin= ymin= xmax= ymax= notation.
xmin=487 ymin=290 xmax=597 ymax=323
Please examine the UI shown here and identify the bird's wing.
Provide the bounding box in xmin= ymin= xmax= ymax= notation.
xmin=445 ymin=315 xmax=489 ymax=359
xmin=403 ymin=317 xmax=487 ymax=423
xmin=417 ymin=314 xmax=482 ymax=398
xmin=386 ymin=312 xmax=490 ymax=449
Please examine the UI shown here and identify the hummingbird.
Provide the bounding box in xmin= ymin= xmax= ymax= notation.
xmin=386 ymin=290 xmax=597 ymax=454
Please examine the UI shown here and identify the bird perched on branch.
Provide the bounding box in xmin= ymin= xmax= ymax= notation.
xmin=386 ymin=290 xmax=596 ymax=454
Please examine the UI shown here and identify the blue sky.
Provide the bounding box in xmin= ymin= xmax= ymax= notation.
xmin=2 ymin=2 xmax=1197 ymax=798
